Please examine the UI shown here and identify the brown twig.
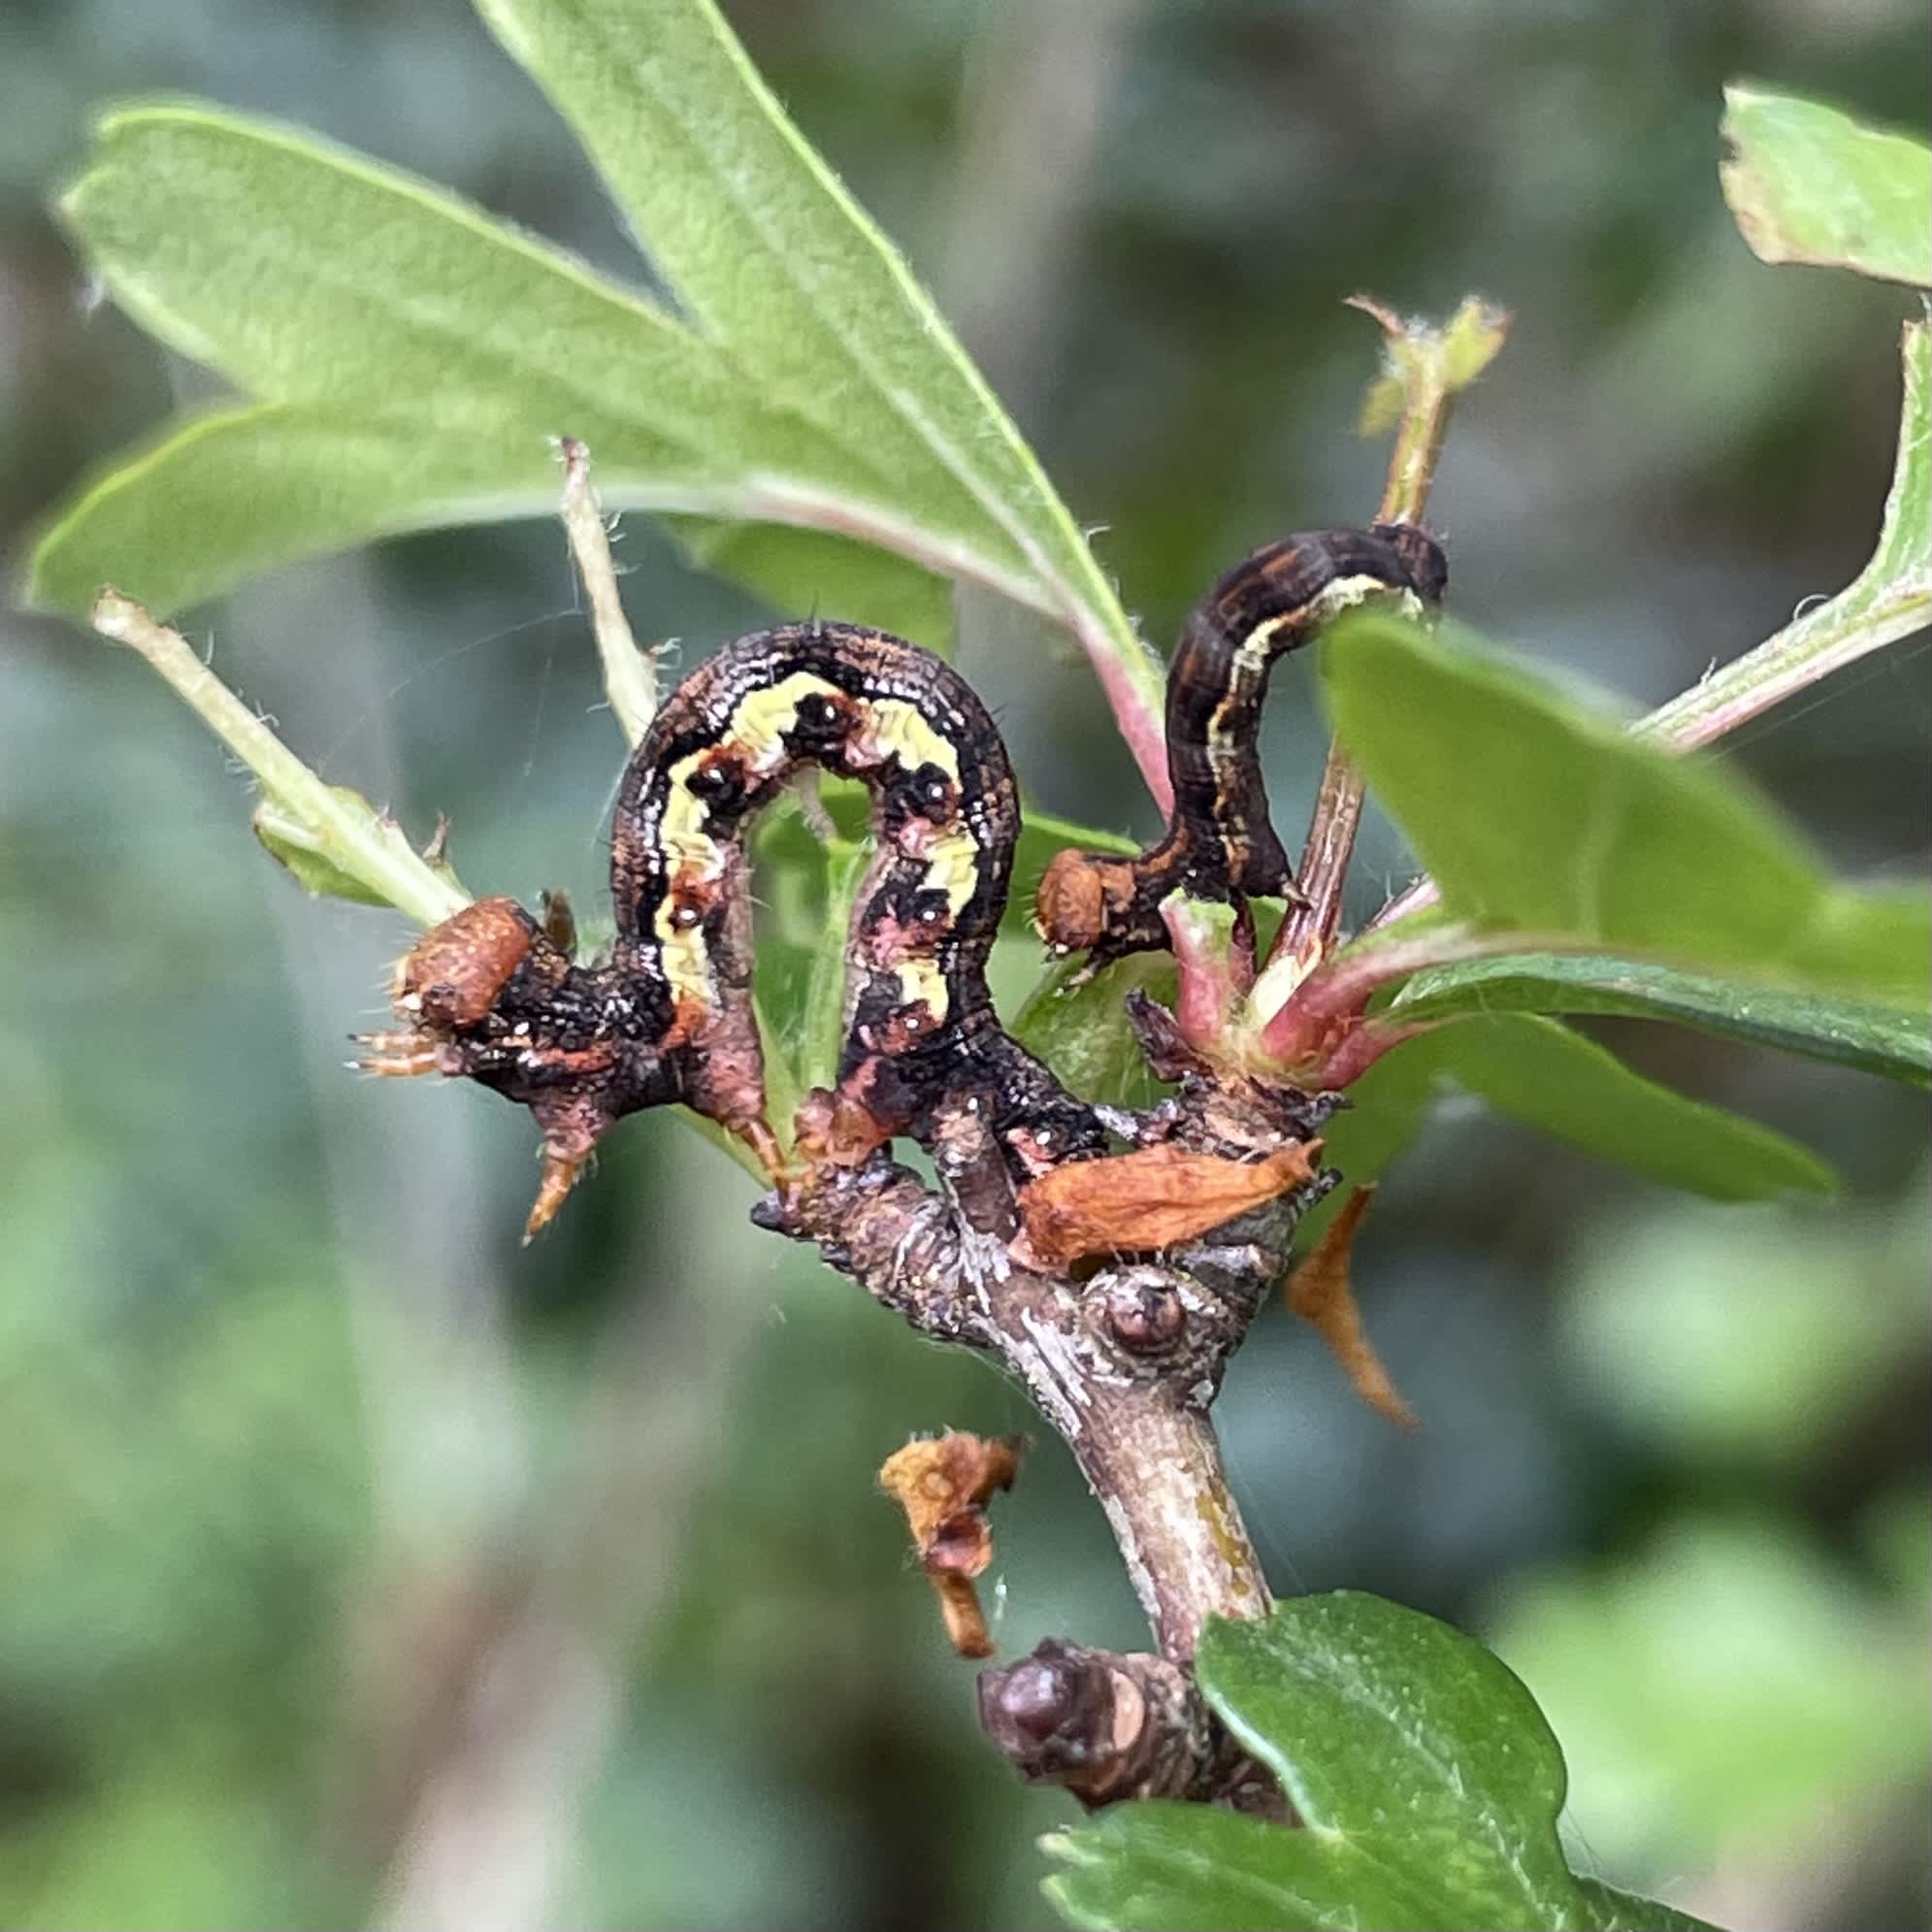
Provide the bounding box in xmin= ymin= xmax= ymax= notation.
xmin=754 ymin=1056 xmax=1338 ymax=1799
xmin=976 ymin=1639 xmax=1285 ymax=1815
xmin=758 ymin=1146 xmax=1298 ymax=1661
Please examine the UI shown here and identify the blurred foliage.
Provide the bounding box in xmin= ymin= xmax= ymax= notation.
xmin=1490 ymin=1184 xmax=1932 ymax=1916
xmin=2 ymin=2 xmax=1928 ymax=1930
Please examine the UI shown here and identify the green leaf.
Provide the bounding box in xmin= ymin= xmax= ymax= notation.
xmin=31 ymin=11 xmax=1166 ymax=779
xmin=54 ymin=103 xmax=724 ymax=416
xmin=1392 ymin=951 xmax=1931 ymax=1086
xmin=1719 ymin=86 xmax=1932 ymax=286
xmin=1421 ymin=1015 xmax=1835 ymax=1201
xmin=32 ymin=402 xmax=580 ymax=619
xmin=1642 ymin=319 xmax=1930 ymax=749
xmin=1322 ymin=612 xmax=1931 ymax=1006
xmin=29 ymin=100 xmax=995 ymax=616
xmin=1303 ymin=1005 xmax=1833 ymax=1237
xmin=1012 ymin=955 xmax=1177 ymax=1109
xmin=795 ymin=838 xmax=871 ymax=1097
xmin=470 ymin=0 xmax=1162 ymax=723
xmin=1044 ymin=1593 xmax=1716 ymax=1932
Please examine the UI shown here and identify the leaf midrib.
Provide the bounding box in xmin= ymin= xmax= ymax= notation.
xmin=535 ymin=0 xmax=1121 ymax=639
xmin=77 ymin=106 xmax=1018 ymax=550
xmin=1213 ymin=1648 xmax=1564 ymax=1921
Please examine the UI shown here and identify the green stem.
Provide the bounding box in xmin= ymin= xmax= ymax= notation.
xmin=1639 ymin=586 xmax=1931 ymax=749
xmin=90 ymin=590 xmax=467 ymax=929
xmin=559 ymin=438 xmax=659 ymax=747
xmin=1263 ymin=296 xmax=1509 ymax=989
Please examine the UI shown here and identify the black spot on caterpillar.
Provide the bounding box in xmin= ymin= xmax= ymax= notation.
xmin=1034 ymin=523 xmax=1447 ymax=967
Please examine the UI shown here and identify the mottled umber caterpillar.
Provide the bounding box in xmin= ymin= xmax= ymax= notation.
xmin=361 ymin=526 xmax=1443 ymax=1235
xmin=1035 ymin=523 xmax=1446 ymax=967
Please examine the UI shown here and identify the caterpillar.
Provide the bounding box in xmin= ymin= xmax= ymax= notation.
xmin=361 ymin=621 xmax=1106 ymax=1237
xmin=1034 ymin=522 xmax=1446 ymax=968
xmin=363 ymin=524 xmax=1442 ymax=1237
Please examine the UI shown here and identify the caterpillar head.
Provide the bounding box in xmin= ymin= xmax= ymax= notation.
xmin=365 ymin=897 xmax=683 ymax=1239
xmin=1371 ymin=520 xmax=1450 ymax=605
xmin=1033 ymin=848 xmax=1146 ymax=958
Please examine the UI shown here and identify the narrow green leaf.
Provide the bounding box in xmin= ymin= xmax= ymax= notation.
xmin=1720 ymin=85 xmax=1932 ymax=286
xmin=29 ymin=403 xmax=575 ymax=617
xmin=470 ymin=0 xmax=1166 ymax=739
xmin=1392 ymin=952 xmax=1931 ymax=1086
xmin=1272 ymin=1007 xmax=1832 ymax=1223
xmin=27 ymin=397 xmax=998 ymax=631
xmin=1044 ymin=1593 xmax=1716 ymax=1932
xmin=1424 ymin=1015 xmax=1835 ymax=1200
xmin=795 ymin=838 xmax=871 ymax=1098
xmin=1322 ymin=612 xmax=1931 ymax=1005
xmin=743 ymin=795 xmax=866 ymax=1136
xmin=25 ymin=98 xmax=1062 ymax=639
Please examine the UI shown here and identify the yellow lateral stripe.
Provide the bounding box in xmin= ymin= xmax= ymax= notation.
xmin=919 ymin=825 xmax=982 ymax=914
xmin=856 ymin=698 xmax=962 ymax=780
xmin=895 ymin=957 xmax=951 ymax=1022
xmin=726 ymin=671 xmax=844 ymax=771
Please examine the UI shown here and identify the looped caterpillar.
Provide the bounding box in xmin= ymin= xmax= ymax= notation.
xmin=1035 ymin=522 xmax=1446 ymax=968
xmin=362 ymin=622 xmax=1105 ymax=1236
xmin=363 ymin=523 xmax=1443 ymax=1237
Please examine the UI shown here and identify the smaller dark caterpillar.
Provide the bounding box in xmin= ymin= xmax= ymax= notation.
xmin=362 ymin=621 xmax=1106 ymax=1236
xmin=1035 ymin=522 xmax=1446 ymax=969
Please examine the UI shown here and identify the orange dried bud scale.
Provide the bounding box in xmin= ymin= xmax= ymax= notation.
xmin=1283 ymin=1185 xmax=1418 ymax=1427
xmin=1015 ymin=1141 xmax=1324 ymax=1270
xmin=877 ymin=1432 xmax=1025 ymax=1658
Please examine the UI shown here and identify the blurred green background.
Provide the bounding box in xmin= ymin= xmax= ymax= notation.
xmin=2 ymin=3 xmax=1927 ymax=1928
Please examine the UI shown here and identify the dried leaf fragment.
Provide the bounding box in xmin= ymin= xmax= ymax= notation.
xmin=878 ymin=1432 xmax=1023 ymax=1658
xmin=1018 ymin=1141 xmax=1323 ymax=1269
xmin=1283 ymin=1185 xmax=1418 ymax=1427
